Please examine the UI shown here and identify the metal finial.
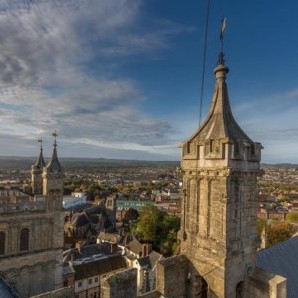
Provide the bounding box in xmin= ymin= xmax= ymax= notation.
xmin=217 ymin=51 xmax=225 ymax=66
xmin=38 ymin=137 xmax=43 ymax=149
xmin=52 ymin=130 xmax=58 ymax=146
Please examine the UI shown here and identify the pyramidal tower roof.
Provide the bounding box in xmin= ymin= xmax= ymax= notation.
xmin=34 ymin=140 xmax=46 ymax=169
xmin=46 ymin=132 xmax=64 ymax=174
xmin=189 ymin=53 xmax=252 ymax=144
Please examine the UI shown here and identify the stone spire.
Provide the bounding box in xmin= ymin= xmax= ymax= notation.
xmin=43 ymin=131 xmax=64 ymax=196
xmin=34 ymin=139 xmax=46 ymax=169
xmin=182 ymin=52 xmax=262 ymax=166
xmin=31 ymin=138 xmax=46 ymax=195
xmin=189 ymin=52 xmax=252 ymax=145
xmin=45 ymin=131 xmax=64 ymax=175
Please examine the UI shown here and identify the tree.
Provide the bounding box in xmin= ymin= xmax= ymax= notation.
xmin=131 ymin=205 xmax=180 ymax=256
xmin=256 ymin=218 xmax=267 ymax=239
xmin=286 ymin=212 xmax=298 ymax=223
xmin=266 ymin=221 xmax=296 ymax=247
xmin=123 ymin=208 xmax=139 ymax=223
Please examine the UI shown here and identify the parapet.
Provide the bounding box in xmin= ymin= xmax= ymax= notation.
xmin=101 ymin=268 xmax=138 ymax=298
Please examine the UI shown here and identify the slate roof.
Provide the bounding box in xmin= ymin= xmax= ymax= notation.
xmin=73 ymin=255 xmax=127 ymax=280
xmin=45 ymin=142 xmax=64 ymax=174
xmin=71 ymin=212 xmax=89 ymax=227
xmin=84 ymin=204 xmax=106 ymax=216
xmin=137 ymin=256 xmax=151 ymax=267
xmin=0 ymin=276 xmax=19 ymax=298
xmin=257 ymin=236 xmax=298 ymax=298
xmin=34 ymin=147 xmax=46 ymax=169
xmin=63 ymin=242 xmax=119 ymax=264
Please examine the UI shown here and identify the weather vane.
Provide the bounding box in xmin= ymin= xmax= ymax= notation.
xmin=218 ymin=17 xmax=227 ymax=65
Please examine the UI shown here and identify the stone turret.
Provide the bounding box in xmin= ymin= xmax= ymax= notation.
xmin=179 ymin=54 xmax=263 ymax=298
xmin=31 ymin=140 xmax=46 ymax=194
xmin=42 ymin=133 xmax=64 ymax=197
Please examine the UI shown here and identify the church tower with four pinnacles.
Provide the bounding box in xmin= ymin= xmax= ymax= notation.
xmin=0 ymin=133 xmax=67 ymax=298
xmin=179 ymin=53 xmax=263 ymax=297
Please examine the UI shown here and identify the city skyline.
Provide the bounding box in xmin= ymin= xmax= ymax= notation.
xmin=0 ymin=0 xmax=298 ymax=162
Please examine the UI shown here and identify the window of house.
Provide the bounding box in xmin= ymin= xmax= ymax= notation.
xmin=0 ymin=232 xmax=5 ymax=255
xmin=20 ymin=228 xmax=29 ymax=251
xmin=234 ymin=142 xmax=240 ymax=155
xmin=78 ymin=281 xmax=82 ymax=287
xmin=88 ymin=278 xmax=92 ymax=284
xmin=95 ymin=277 xmax=98 ymax=282
xmin=63 ymin=280 xmax=69 ymax=287
xmin=250 ymin=144 xmax=256 ymax=156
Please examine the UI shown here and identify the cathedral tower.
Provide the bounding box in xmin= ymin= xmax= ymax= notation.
xmin=0 ymin=133 xmax=65 ymax=297
xmin=31 ymin=139 xmax=46 ymax=195
xmin=42 ymin=132 xmax=64 ymax=198
xmin=179 ymin=53 xmax=262 ymax=298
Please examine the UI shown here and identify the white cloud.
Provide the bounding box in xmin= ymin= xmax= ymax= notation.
xmin=0 ymin=0 xmax=191 ymax=159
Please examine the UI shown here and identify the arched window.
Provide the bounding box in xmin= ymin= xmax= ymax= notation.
xmin=20 ymin=228 xmax=29 ymax=251
xmin=236 ymin=281 xmax=244 ymax=298
xmin=0 ymin=232 xmax=5 ymax=255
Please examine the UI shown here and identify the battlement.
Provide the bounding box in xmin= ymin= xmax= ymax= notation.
xmin=0 ymin=194 xmax=46 ymax=213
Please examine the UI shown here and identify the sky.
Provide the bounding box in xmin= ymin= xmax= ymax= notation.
xmin=0 ymin=0 xmax=298 ymax=163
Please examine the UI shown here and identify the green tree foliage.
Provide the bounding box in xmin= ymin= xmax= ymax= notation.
xmin=286 ymin=212 xmax=298 ymax=223
xmin=256 ymin=218 xmax=267 ymax=239
xmin=123 ymin=208 xmax=139 ymax=223
xmin=131 ymin=205 xmax=180 ymax=257
xmin=266 ymin=221 xmax=296 ymax=247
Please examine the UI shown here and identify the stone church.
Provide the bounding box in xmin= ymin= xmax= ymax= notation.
xmin=0 ymin=136 xmax=69 ymax=297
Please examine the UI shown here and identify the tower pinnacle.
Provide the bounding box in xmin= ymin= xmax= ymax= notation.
xmin=43 ymin=131 xmax=64 ymax=196
xmin=46 ymin=131 xmax=63 ymax=175
xmin=35 ymin=138 xmax=46 ymax=169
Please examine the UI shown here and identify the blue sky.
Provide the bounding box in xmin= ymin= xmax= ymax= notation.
xmin=0 ymin=0 xmax=298 ymax=163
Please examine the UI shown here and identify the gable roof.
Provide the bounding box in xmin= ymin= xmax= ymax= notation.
xmin=73 ymin=255 xmax=127 ymax=280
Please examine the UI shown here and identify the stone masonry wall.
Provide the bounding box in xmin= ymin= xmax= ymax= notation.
xmin=101 ymin=268 xmax=137 ymax=298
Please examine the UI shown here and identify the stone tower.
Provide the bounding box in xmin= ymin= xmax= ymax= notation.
xmin=179 ymin=54 xmax=263 ymax=298
xmin=0 ymin=135 xmax=65 ymax=297
xmin=31 ymin=140 xmax=46 ymax=195
xmin=42 ymin=133 xmax=64 ymax=198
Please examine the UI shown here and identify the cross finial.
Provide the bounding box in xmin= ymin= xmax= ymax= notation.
xmin=217 ymin=51 xmax=225 ymax=66
xmin=52 ymin=130 xmax=58 ymax=146
xmin=38 ymin=137 xmax=43 ymax=149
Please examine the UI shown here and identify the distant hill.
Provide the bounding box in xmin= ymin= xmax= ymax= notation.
xmin=0 ymin=156 xmax=180 ymax=170
xmin=261 ymin=163 xmax=298 ymax=169
xmin=1 ymin=156 xmax=297 ymax=171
